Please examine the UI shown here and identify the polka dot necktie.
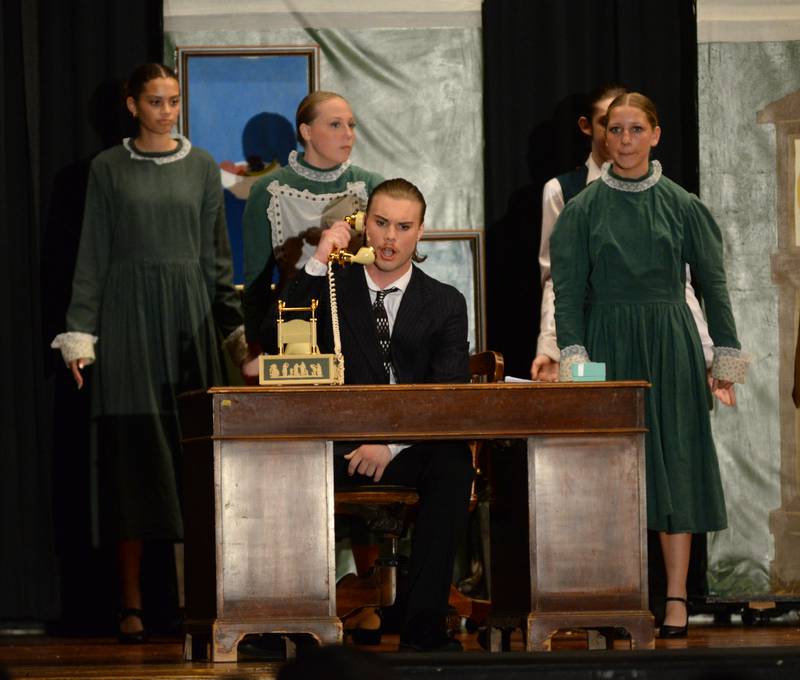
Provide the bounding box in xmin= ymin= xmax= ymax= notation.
xmin=373 ymin=287 xmax=399 ymax=383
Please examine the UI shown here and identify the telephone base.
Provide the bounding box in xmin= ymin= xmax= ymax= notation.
xmin=259 ymin=352 xmax=338 ymax=385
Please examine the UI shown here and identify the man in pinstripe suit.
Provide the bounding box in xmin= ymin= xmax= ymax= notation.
xmin=273 ymin=179 xmax=473 ymax=652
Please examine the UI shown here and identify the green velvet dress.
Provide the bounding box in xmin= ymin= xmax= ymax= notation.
xmin=550 ymin=162 xmax=741 ymax=533
xmin=65 ymin=137 xmax=242 ymax=540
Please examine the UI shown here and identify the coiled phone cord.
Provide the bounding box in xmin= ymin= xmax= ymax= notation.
xmin=328 ymin=261 xmax=345 ymax=385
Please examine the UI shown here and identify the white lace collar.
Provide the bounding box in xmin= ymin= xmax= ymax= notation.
xmin=600 ymin=160 xmax=662 ymax=192
xmin=288 ymin=150 xmax=351 ymax=182
xmin=123 ymin=135 xmax=192 ymax=165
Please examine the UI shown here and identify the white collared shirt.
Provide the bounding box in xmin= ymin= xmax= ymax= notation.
xmin=362 ymin=266 xmax=412 ymax=340
xmin=304 ymin=258 xmax=412 ymax=344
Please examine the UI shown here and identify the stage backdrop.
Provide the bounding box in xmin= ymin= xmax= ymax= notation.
xmin=698 ymin=0 xmax=800 ymax=601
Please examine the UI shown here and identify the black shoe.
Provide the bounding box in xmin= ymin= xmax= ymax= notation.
xmin=118 ymin=608 xmax=146 ymax=644
xmin=658 ymin=596 xmax=688 ymax=638
xmin=399 ymin=611 xmax=463 ymax=652
xmin=344 ymin=608 xmax=382 ymax=646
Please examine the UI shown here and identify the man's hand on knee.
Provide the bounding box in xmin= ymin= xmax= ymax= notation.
xmin=344 ymin=444 xmax=392 ymax=482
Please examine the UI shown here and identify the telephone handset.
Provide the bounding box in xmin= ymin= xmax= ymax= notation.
xmin=328 ymin=210 xmax=375 ymax=266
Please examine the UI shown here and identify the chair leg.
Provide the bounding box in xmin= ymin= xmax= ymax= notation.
xmin=352 ymin=544 xmax=380 ymax=576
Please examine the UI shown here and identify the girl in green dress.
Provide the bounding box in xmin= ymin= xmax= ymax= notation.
xmin=531 ymin=85 xmax=714 ymax=383
xmin=240 ymin=91 xmax=383 ymax=369
xmin=550 ymin=92 xmax=748 ymax=638
xmin=52 ymin=64 xmax=246 ymax=642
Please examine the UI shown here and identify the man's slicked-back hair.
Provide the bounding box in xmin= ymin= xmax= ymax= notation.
xmin=367 ymin=178 xmax=427 ymax=223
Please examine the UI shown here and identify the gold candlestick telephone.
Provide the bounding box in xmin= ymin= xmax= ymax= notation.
xmin=258 ymin=211 xmax=371 ymax=385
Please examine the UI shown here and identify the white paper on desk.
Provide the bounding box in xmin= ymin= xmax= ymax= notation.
xmin=504 ymin=375 xmax=533 ymax=383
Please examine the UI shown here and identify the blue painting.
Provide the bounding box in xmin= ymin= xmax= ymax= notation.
xmin=178 ymin=48 xmax=319 ymax=284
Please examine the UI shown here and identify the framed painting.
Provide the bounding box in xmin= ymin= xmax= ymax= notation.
xmin=416 ymin=229 xmax=486 ymax=353
xmin=175 ymin=45 xmax=320 ymax=285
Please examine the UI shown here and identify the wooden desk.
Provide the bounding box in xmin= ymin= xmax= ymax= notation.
xmin=179 ymin=381 xmax=652 ymax=660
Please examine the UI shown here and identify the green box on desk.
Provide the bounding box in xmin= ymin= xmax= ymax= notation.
xmin=571 ymin=362 xmax=606 ymax=381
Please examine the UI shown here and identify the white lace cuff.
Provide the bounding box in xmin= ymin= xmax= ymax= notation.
xmin=222 ymin=325 xmax=249 ymax=367
xmin=711 ymin=347 xmax=749 ymax=384
xmin=536 ymin=334 xmax=561 ymax=362
xmin=559 ymin=345 xmax=590 ymax=382
xmin=51 ymin=332 xmax=97 ymax=366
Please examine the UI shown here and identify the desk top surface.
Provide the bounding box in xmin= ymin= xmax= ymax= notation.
xmin=181 ymin=382 xmax=649 ymax=441
xmin=207 ymin=381 xmax=649 ymax=395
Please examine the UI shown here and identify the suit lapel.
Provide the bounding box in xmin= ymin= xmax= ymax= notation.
xmin=338 ymin=266 xmax=385 ymax=380
xmin=393 ymin=266 xmax=429 ymax=364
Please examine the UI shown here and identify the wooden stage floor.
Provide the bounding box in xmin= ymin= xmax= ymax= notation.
xmin=2 ymin=615 xmax=800 ymax=680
